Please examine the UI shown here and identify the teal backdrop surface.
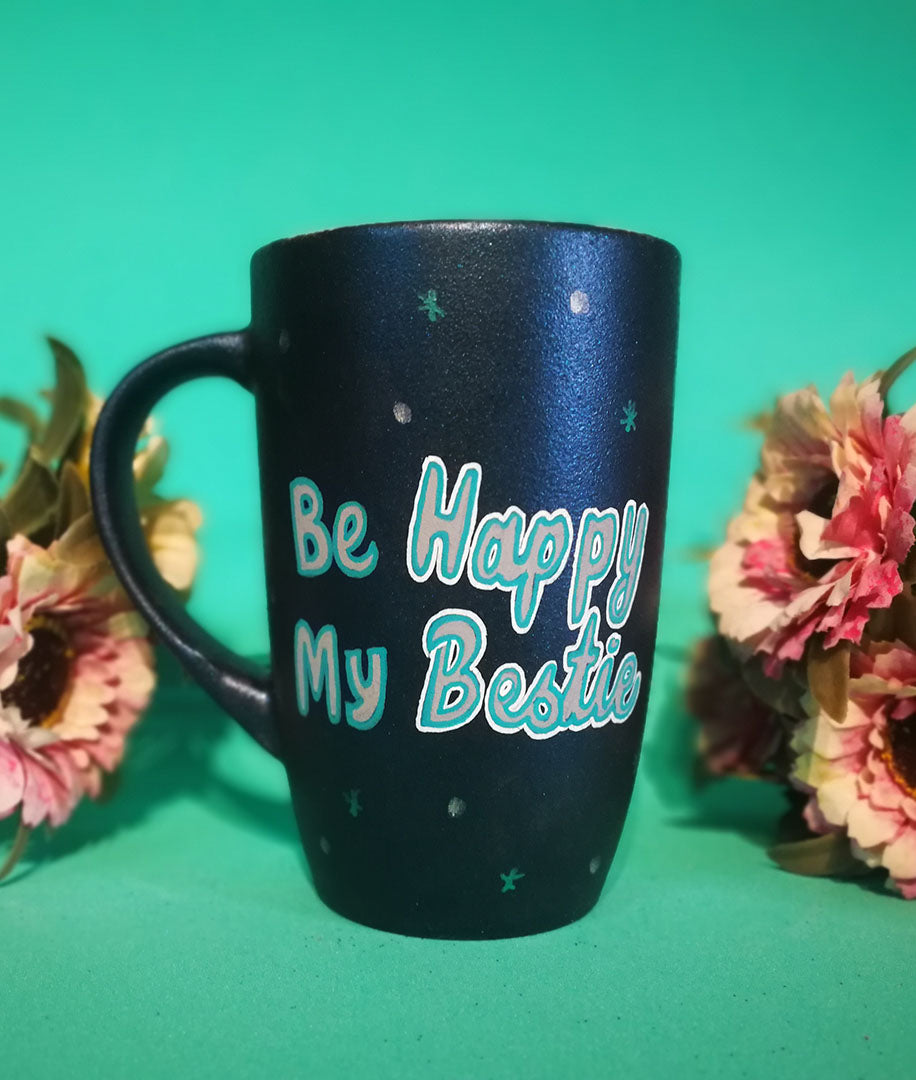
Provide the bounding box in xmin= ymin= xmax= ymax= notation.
xmin=1 ymin=1 xmax=915 ymax=1077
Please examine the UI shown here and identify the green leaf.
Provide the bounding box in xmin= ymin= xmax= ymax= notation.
xmin=807 ymin=639 xmax=849 ymax=723
xmin=55 ymin=512 xmax=104 ymax=568
xmin=32 ymin=337 xmax=88 ymax=466
xmin=0 ymin=450 xmax=59 ymax=536
xmin=0 ymin=505 xmax=10 ymax=571
xmin=879 ymin=345 xmax=916 ymax=407
xmin=54 ymin=460 xmax=91 ymax=537
xmin=0 ymin=397 xmax=43 ymax=442
xmin=97 ymin=768 xmax=123 ymax=803
xmin=768 ymin=832 xmax=866 ymax=877
xmin=0 ymin=818 xmax=31 ymax=883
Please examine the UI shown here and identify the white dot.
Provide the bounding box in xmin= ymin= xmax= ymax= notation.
xmin=393 ymin=401 xmax=412 ymax=424
xmin=589 ymin=855 xmax=601 ymax=874
xmin=569 ymin=290 xmax=590 ymax=315
xmin=447 ymin=797 xmax=466 ymax=818
xmin=278 ymin=330 xmax=290 ymax=352
xmin=320 ymin=836 xmax=331 ymax=854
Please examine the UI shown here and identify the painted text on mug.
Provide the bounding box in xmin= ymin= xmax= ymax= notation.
xmin=290 ymin=456 xmax=648 ymax=739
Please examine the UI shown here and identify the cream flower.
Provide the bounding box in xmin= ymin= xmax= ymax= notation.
xmin=75 ymin=398 xmax=202 ymax=594
xmin=792 ymin=640 xmax=916 ymax=898
xmin=142 ymin=497 xmax=203 ymax=595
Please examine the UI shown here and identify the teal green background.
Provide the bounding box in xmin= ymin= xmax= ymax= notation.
xmin=2 ymin=1 xmax=916 ymax=1076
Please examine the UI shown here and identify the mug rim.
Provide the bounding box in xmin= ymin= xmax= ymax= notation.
xmin=252 ymin=219 xmax=679 ymax=263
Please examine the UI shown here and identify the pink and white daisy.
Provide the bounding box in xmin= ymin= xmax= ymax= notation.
xmin=710 ymin=375 xmax=916 ymax=674
xmin=0 ymin=526 xmax=154 ymax=829
xmin=791 ymin=639 xmax=916 ymax=898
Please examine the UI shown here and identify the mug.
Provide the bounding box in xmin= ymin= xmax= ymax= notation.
xmin=90 ymin=220 xmax=680 ymax=938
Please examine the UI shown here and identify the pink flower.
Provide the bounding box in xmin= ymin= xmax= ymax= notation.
xmin=710 ymin=375 xmax=916 ymax=674
xmin=791 ymin=640 xmax=916 ymax=898
xmin=0 ymin=526 xmax=154 ymax=828
xmin=686 ymin=636 xmax=791 ymax=779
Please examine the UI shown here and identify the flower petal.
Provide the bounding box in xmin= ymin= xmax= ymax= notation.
xmin=815 ymin=774 xmax=859 ymax=827
xmin=846 ymin=798 xmax=900 ymax=849
xmin=882 ymin=829 xmax=916 ymax=881
xmin=0 ymin=742 xmax=25 ymax=818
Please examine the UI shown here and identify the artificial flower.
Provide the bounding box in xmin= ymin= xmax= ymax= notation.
xmin=132 ymin=427 xmax=203 ymax=595
xmin=142 ymin=497 xmax=203 ymax=595
xmin=687 ymin=636 xmax=790 ymax=779
xmin=75 ymin=394 xmax=203 ymax=595
xmin=0 ymin=338 xmax=203 ymax=880
xmin=791 ymin=639 xmax=916 ymax=898
xmin=0 ymin=525 xmax=154 ymax=829
xmin=710 ymin=374 xmax=916 ymax=674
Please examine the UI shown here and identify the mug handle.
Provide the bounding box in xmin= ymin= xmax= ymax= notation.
xmin=89 ymin=330 xmax=280 ymax=757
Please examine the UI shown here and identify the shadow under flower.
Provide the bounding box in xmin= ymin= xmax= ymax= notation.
xmin=643 ymin=664 xmax=891 ymax=896
xmin=0 ymin=647 xmax=300 ymax=881
xmin=644 ymin=667 xmax=801 ymax=845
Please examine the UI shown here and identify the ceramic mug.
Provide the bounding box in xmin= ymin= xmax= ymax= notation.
xmin=90 ymin=220 xmax=680 ymax=938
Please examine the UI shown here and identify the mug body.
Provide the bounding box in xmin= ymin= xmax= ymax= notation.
xmin=248 ymin=220 xmax=679 ymax=938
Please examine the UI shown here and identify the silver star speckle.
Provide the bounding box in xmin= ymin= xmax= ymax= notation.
xmin=569 ymin=289 xmax=590 ymax=315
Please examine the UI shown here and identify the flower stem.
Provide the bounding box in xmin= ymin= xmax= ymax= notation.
xmin=878 ymin=345 xmax=916 ymax=407
xmin=0 ymin=818 xmax=31 ymax=882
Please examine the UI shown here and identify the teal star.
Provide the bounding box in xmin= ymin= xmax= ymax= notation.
xmin=620 ymin=399 xmax=637 ymax=433
xmin=418 ymin=289 xmax=445 ymax=322
xmin=500 ymin=868 xmax=525 ymax=893
xmin=343 ymin=789 xmax=362 ymax=817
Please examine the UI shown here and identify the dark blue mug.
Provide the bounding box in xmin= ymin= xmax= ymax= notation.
xmin=90 ymin=221 xmax=680 ymax=938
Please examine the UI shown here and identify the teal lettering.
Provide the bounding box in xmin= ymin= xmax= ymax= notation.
xmin=334 ymin=501 xmax=379 ymax=578
xmin=290 ymin=478 xmax=333 ymax=576
xmin=344 ymin=647 xmax=387 ymax=729
xmin=482 ymin=608 xmax=642 ymax=738
xmin=407 ymin=457 xmax=481 ymax=584
xmin=468 ymin=507 xmax=573 ymax=633
xmin=606 ymin=501 xmax=649 ymax=630
xmin=415 ymin=609 xmax=487 ymax=731
xmin=293 ymin=619 xmax=341 ymax=722
xmin=568 ymin=508 xmax=619 ymax=628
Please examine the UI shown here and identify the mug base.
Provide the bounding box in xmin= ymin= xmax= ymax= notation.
xmin=312 ymin=881 xmax=603 ymax=940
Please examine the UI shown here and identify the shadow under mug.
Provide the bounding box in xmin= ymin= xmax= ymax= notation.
xmin=90 ymin=220 xmax=680 ymax=938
